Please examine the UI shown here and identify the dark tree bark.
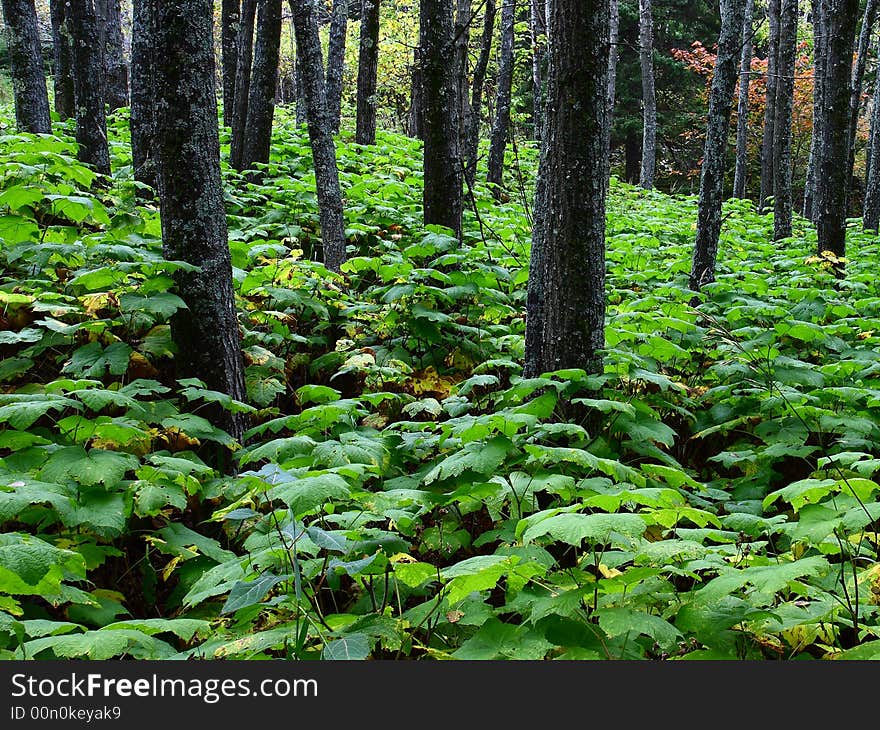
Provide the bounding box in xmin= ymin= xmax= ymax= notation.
xmin=759 ymin=0 xmax=780 ymax=211
xmin=221 ymin=0 xmax=241 ymax=127
xmin=816 ymin=0 xmax=859 ymax=258
xmin=94 ymin=0 xmax=128 ymax=111
xmin=624 ymin=130 xmax=641 ymax=183
xmin=325 ymin=0 xmax=349 ymax=132
xmin=151 ymin=0 xmax=247 ymax=444
xmin=524 ymin=0 xmax=610 ymax=377
xmin=772 ymin=0 xmax=797 ymax=241
xmin=1 ymin=0 xmax=52 ymax=134
xmin=463 ymin=0 xmax=496 ymax=186
xmin=241 ymin=0 xmax=283 ymax=171
xmin=50 ymin=0 xmax=75 ymax=121
xmin=289 ymin=0 xmax=347 ymax=272
xmin=689 ymin=0 xmax=748 ymax=291
xmin=230 ymin=0 xmax=257 ymax=170
xmin=847 ymin=0 xmax=879 ymax=194
xmin=67 ymin=0 xmax=111 ymax=176
xmin=733 ymin=0 xmax=754 ymax=198
xmin=130 ymin=0 xmax=156 ymax=190
xmin=408 ymin=47 xmax=424 ymax=138
xmin=295 ymin=44 xmax=308 ymax=125
xmin=355 ymin=0 xmax=381 ymax=144
xmin=530 ymin=0 xmax=547 ymax=141
xmin=638 ymin=0 xmax=656 ymax=189
xmin=864 ymin=36 xmax=880 ymax=229
xmin=803 ymin=0 xmax=825 ymax=221
xmin=421 ymin=0 xmax=463 ymax=238
xmin=487 ymin=0 xmax=516 ymax=193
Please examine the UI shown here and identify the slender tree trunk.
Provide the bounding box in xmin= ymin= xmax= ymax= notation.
xmin=325 ymin=0 xmax=348 ymax=132
xmin=94 ymin=0 xmax=128 ymax=111
xmin=230 ymin=0 xmax=256 ymax=170
xmin=759 ymin=0 xmax=781 ymax=211
xmin=421 ymin=0 xmax=463 ymax=238
xmin=221 ymin=0 xmax=241 ymax=127
xmin=733 ymin=0 xmax=754 ymax=198
xmin=1 ymin=0 xmax=52 ymax=134
xmin=50 ymin=0 xmax=75 ymax=121
xmin=607 ymin=0 xmax=619 ymax=129
xmin=454 ymin=0 xmax=471 ymax=165
xmin=803 ymin=0 xmax=825 ymax=220
xmin=487 ymin=0 xmax=516 ymax=193
xmin=241 ymin=0 xmax=283 ymax=171
xmin=463 ymin=0 xmax=496 ymax=186
xmin=408 ymin=48 xmax=424 ymax=138
xmin=864 ymin=36 xmax=880 ymax=229
xmin=355 ymin=0 xmax=381 ymax=144
xmin=289 ymin=0 xmax=347 ymax=272
xmin=690 ymin=0 xmax=748 ymax=291
xmin=130 ymin=0 xmax=156 ymax=190
xmin=816 ymin=0 xmax=859 ymax=259
xmin=847 ymin=0 xmax=879 ymax=195
xmin=530 ymin=0 xmax=547 ymax=141
xmin=624 ymin=130 xmax=641 ymax=183
xmin=638 ymin=0 xmax=656 ymax=189
xmin=524 ymin=0 xmax=610 ymax=377
xmin=295 ymin=42 xmax=308 ymax=125
xmin=773 ymin=0 xmax=797 ymax=240
xmin=151 ymin=0 xmax=247 ymax=445
xmin=67 ymin=0 xmax=111 ymax=175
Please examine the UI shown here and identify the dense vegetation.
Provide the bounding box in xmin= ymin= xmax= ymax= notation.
xmin=3 ymin=110 xmax=880 ymax=660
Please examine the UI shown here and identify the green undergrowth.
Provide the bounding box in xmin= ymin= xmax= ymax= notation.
xmin=2 ymin=107 xmax=880 ymax=659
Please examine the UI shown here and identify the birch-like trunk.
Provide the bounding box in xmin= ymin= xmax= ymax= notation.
xmin=289 ymin=0 xmax=348 ymax=272
xmin=638 ymin=0 xmax=656 ymax=189
xmin=733 ymin=0 xmax=754 ymax=199
xmin=759 ymin=0 xmax=781 ymax=211
xmin=487 ymin=0 xmax=516 ymax=193
xmin=690 ymin=0 xmax=748 ymax=291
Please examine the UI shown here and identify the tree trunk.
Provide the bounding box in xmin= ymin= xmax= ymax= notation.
xmin=289 ymin=0 xmax=348 ymax=272
xmin=803 ymin=0 xmax=825 ymax=221
xmin=221 ymin=0 xmax=241 ymax=127
xmin=230 ymin=0 xmax=256 ymax=170
xmin=772 ymin=0 xmax=797 ymax=241
xmin=295 ymin=42 xmax=308 ymax=125
xmin=94 ymin=0 xmax=128 ymax=111
xmin=847 ymin=0 xmax=878 ymax=196
xmin=759 ymin=0 xmax=780 ymax=211
xmin=487 ymin=0 xmax=516 ymax=193
xmin=1 ymin=0 xmax=52 ymax=134
xmin=241 ymin=0 xmax=283 ymax=171
xmin=463 ymin=0 xmax=496 ymax=186
xmin=421 ymin=0 xmax=463 ymax=238
xmin=638 ymin=0 xmax=656 ymax=189
xmin=816 ymin=0 xmax=859 ymax=259
xmin=355 ymin=0 xmax=381 ymax=144
xmin=454 ymin=0 xmax=471 ymax=167
xmin=864 ymin=36 xmax=880 ymax=229
xmin=325 ymin=0 xmax=348 ymax=132
xmin=50 ymin=0 xmax=75 ymax=121
xmin=624 ymin=129 xmax=641 ymax=183
xmin=607 ymin=0 xmax=619 ymax=129
xmin=524 ymin=0 xmax=610 ymax=377
xmin=733 ymin=0 xmax=754 ymax=198
xmin=530 ymin=0 xmax=547 ymax=141
xmin=130 ymin=0 xmax=156 ymax=190
xmin=151 ymin=0 xmax=247 ymax=445
xmin=67 ymin=0 xmax=111 ymax=176
xmin=690 ymin=0 xmax=748 ymax=291
xmin=408 ymin=47 xmax=424 ymax=138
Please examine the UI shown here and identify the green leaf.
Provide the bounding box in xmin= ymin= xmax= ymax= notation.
xmin=596 ymin=607 xmax=682 ymax=648
xmin=695 ymin=556 xmax=830 ymax=602
xmin=221 ymin=573 xmax=291 ymax=614
xmin=269 ymin=473 xmax=351 ymax=517
xmin=40 ymin=447 xmax=139 ymax=487
xmin=423 ymin=436 xmax=513 ymax=484
xmin=322 ymin=633 xmax=371 ymax=660
xmin=521 ymin=512 xmax=646 ymax=546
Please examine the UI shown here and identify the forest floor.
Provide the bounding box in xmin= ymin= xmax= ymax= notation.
xmin=2 ymin=109 xmax=880 ymax=659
